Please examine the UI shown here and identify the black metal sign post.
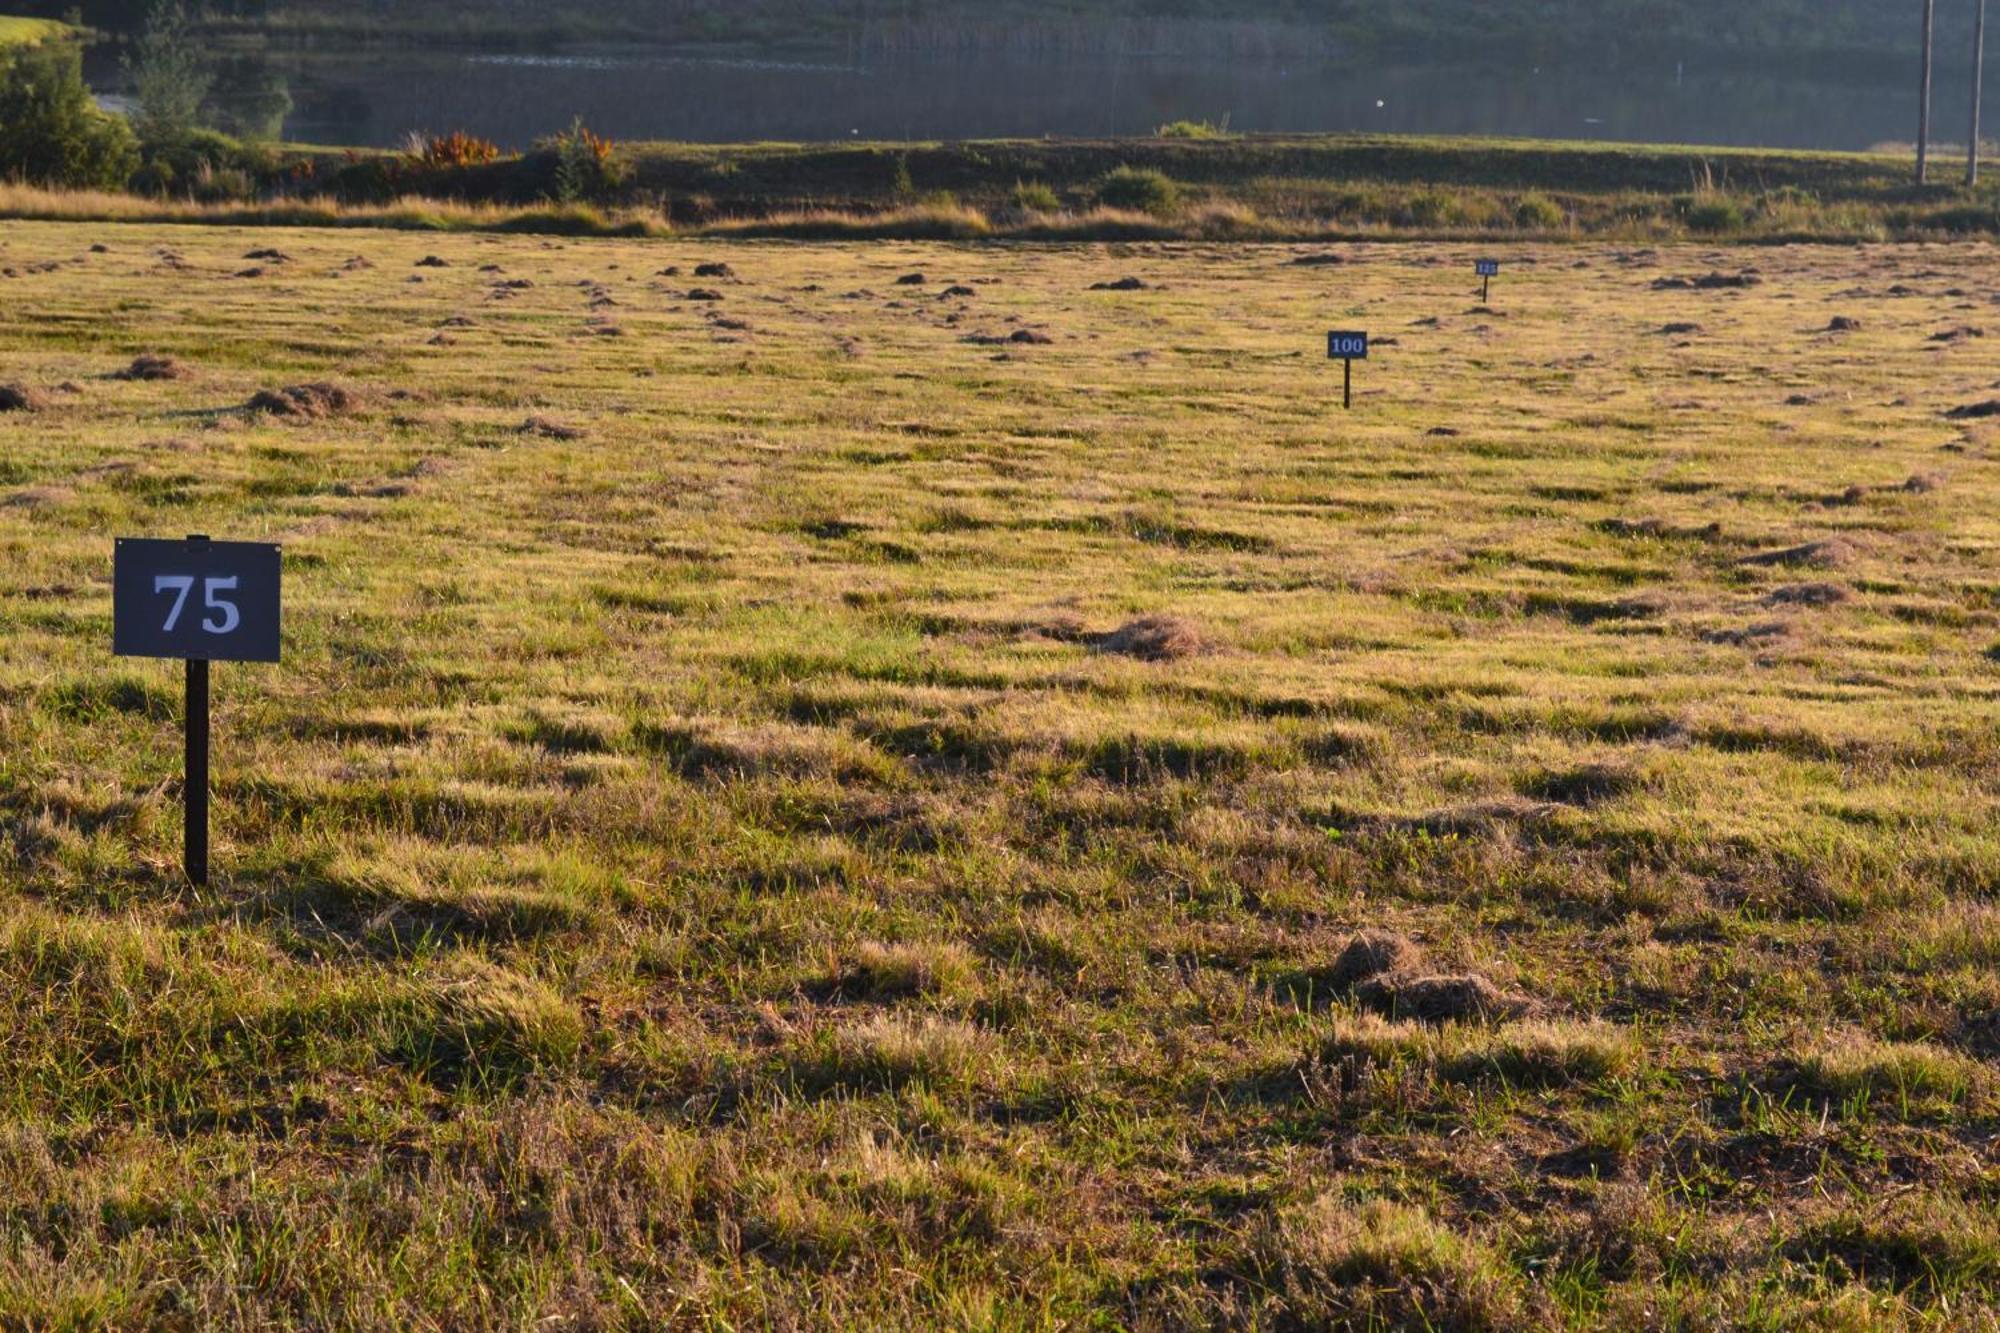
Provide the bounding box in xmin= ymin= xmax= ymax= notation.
xmin=114 ymin=535 xmax=282 ymax=887
xmin=186 ymin=656 xmax=208 ymax=884
xmin=1476 ymin=258 xmax=1501 ymax=304
xmin=1327 ymin=331 xmax=1369 ymax=409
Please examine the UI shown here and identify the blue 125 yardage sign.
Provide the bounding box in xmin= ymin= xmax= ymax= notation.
xmin=114 ymin=537 xmax=282 ymax=663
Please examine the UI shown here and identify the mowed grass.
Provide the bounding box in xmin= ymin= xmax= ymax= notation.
xmin=1 ymin=222 xmax=1999 ymax=1326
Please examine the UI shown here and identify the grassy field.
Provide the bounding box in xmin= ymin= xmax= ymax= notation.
xmin=1 ymin=220 xmax=1999 ymax=1326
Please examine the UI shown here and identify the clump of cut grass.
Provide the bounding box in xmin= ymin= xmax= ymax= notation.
xmin=245 ymin=382 xmax=357 ymax=418
xmin=1356 ymin=972 xmax=1527 ymax=1024
xmin=0 ymin=383 xmax=49 ymax=412
xmin=114 ymin=354 xmax=190 ymax=381
xmin=1093 ymin=615 xmax=1209 ymax=662
xmin=1323 ymin=930 xmax=1425 ymax=991
xmin=1247 ymin=1195 xmax=1530 ymax=1330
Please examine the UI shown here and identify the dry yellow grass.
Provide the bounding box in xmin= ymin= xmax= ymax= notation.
xmin=0 ymin=219 xmax=1997 ymax=1324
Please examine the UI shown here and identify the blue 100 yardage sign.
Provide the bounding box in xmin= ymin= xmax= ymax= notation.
xmin=1327 ymin=331 xmax=1369 ymax=360
xmin=1476 ymin=259 xmax=1501 ymax=277
xmin=114 ymin=537 xmax=282 ymax=663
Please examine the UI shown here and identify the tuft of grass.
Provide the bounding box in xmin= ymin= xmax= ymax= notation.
xmin=1794 ymin=1033 xmax=1989 ymax=1118
xmin=838 ymin=940 xmax=979 ymax=1001
xmin=394 ymin=958 xmax=584 ymax=1085
xmin=1446 ymin=1021 xmax=1640 ymax=1088
xmin=793 ymin=1015 xmax=1000 ymax=1095
xmin=1249 ymin=1196 xmax=1530 ymax=1330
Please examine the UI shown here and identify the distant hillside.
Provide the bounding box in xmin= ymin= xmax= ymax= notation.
xmin=23 ymin=0 xmax=1929 ymax=71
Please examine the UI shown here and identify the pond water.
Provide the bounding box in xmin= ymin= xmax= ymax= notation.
xmin=93 ymin=38 xmax=1984 ymax=153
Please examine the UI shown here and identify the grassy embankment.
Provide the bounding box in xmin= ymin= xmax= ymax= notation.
xmin=0 ymin=14 xmax=69 ymax=47
xmin=5 ymin=132 xmax=1999 ymax=241
xmin=1 ymin=221 xmax=1999 ymax=1324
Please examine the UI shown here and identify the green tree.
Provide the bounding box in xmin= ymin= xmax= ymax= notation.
xmin=0 ymin=40 xmax=139 ymax=188
xmin=124 ymin=1 xmax=210 ymax=143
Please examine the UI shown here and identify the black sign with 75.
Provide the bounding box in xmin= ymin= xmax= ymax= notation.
xmin=114 ymin=537 xmax=282 ymax=663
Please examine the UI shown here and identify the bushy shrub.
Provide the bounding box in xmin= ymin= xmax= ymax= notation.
xmin=1684 ymin=195 xmax=1748 ymax=233
xmin=0 ymin=41 xmax=139 ymax=189
xmin=132 ymin=127 xmax=269 ymax=199
xmin=1401 ymin=190 xmax=1455 ymax=227
xmin=1011 ymin=180 xmax=1060 ymax=213
xmin=1098 ymin=166 xmax=1182 ymax=216
xmin=408 ymin=130 xmax=502 ymax=170
xmin=1156 ymin=117 xmax=1232 ymax=140
xmin=538 ymin=117 xmax=625 ymax=203
xmin=188 ymin=161 xmax=256 ymax=203
xmin=1514 ymin=192 xmax=1567 ymax=230
xmin=124 ymin=1 xmax=210 ymax=146
xmin=328 ymin=151 xmax=404 ymax=204
xmin=204 ymin=55 xmax=291 ymax=142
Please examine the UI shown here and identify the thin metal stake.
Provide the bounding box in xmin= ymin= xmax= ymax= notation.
xmin=1343 ymin=358 xmax=1352 ymax=410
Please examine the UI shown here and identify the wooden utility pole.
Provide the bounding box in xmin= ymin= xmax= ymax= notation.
xmin=1920 ymin=0 xmax=1937 ymax=184
xmin=1973 ymin=0 xmax=1989 ymax=186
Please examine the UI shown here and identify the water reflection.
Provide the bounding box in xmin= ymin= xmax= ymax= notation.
xmin=89 ymin=37 xmax=1985 ymax=153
